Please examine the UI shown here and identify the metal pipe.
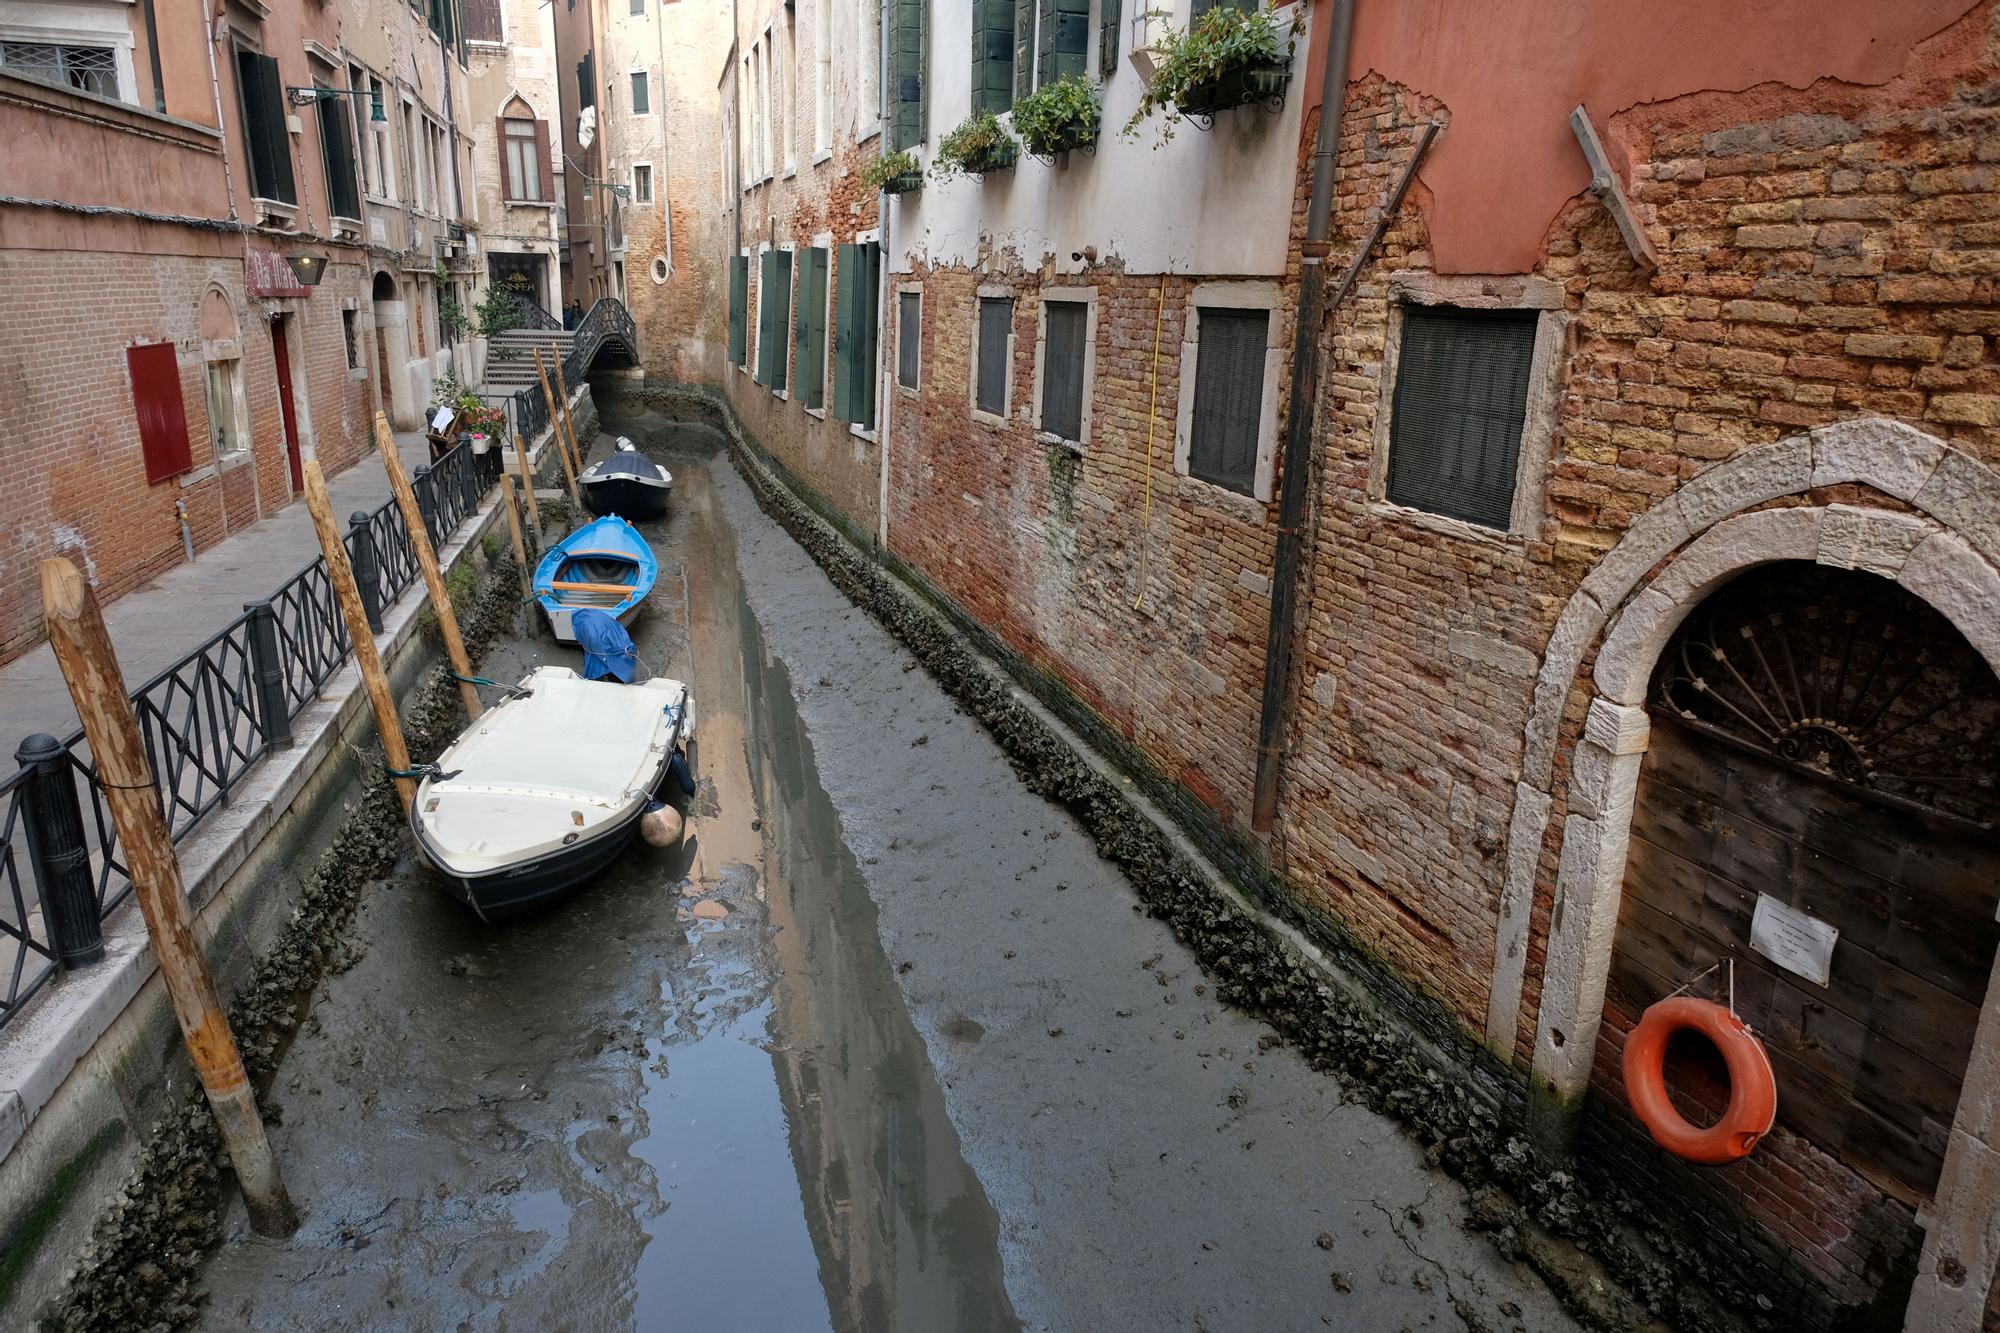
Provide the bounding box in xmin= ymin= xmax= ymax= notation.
xmin=203 ymin=4 xmax=241 ymax=223
xmin=1248 ymin=0 xmax=1356 ymax=833
xmin=176 ymin=498 xmax=195 ymax=563
xmin=140 ymin=0 xmax=165 ymax=114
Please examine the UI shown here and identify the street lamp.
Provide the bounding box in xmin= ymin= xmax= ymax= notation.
xmin=287 ymin=84 xmax=388 ymax=126
xmin=287 ymin=253 xmax=329 ymax=286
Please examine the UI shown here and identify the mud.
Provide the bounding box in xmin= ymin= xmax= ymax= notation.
xmin=674 ymin=384 xmax=1776 ymax=1333
xmin=38 ymin=549 xmax=528 ymax=1333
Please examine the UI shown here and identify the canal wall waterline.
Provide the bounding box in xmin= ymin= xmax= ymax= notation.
xmin=0 ymin=392 xmax=595 ymax=1327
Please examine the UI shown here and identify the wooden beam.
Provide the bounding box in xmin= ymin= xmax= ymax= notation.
xmin=40 ymin=558 xmax=298 ymax=1238
xmin=1570 ymin=105 xmax=1661 ymax=273
xmin=301 ymin=460 xmax=418 ymax=811
xmin=499 ymin=476 xmax=534 ymax=601
xmin=375 ymin=412 xmax=481 ymax=721
xmin=551 ymin=354 xmax=586 ymax=475
xmin=535 ymin=349 xmax=584 ymax=512
xmin=512 ymin=432 xmax=541 ymax=538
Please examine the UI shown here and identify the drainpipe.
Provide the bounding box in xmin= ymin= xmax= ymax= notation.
xmin=1248 ymin=0 xmax=1355 ymax=833
xmin=203 ymin=4 xmax=241 ymax=223
xmin=874 ymin=0 xmax=892 ymax=551
xmin=140 ymin=0 xmax=165 ymax=114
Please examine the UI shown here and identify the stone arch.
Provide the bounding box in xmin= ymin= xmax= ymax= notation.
xmin=198 ymin=285 xmax=239 ymax=344
xmin=371 ymin=268 xmax=415 ymax=428
xmin=499 ymin=91 xmax=538 ymax=120
xmin=1484 ymin=418 xmax=2000 ymax=1331
xmin=1484 ymin=420 xmax=2000 ymax=1064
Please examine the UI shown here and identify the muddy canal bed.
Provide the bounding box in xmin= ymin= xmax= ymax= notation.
xmin=194 ymin=407 xmax=1577 ymax=1332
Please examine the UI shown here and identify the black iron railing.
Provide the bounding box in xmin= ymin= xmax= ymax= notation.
xmin=0 ymin=439 xmax=505 ymax=1029
xmin=493 ymin=297 xmax=638 ymax=458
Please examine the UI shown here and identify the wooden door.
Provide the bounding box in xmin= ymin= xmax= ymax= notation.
xmin=270 ymin=314 xmax=303 ymax=493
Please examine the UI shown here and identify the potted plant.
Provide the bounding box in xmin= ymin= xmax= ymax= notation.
xmin=931 ymin=111 xmax=1020 ymax=181
xmin=1125 ymin=5 xmax=1296 ymax=145
xmin=1013 ymin=74 xmax=1103 ymax=160
xmin=863 ymin=149 xmax=926 ymax=194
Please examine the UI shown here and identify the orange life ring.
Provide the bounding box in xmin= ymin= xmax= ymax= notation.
xmin=1622 ymin=995 xmax=1776 ymax=1165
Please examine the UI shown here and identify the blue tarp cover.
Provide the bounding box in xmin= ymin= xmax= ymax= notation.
xmin=574 ymin=608 xmax=638 ymax=683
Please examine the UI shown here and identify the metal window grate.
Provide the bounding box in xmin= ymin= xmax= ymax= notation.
xmin=1387 ymin=305 xmax=1538 ymax=530
xmin=1041 ymin=300 xmax=1086 ymax=442
xmin=1 ymin=41 xmax=118 ymax=99
xmin=1188 ymin=308 xmax=1267 ymax=495
xmin=898 ymin=290 xmax=921 ymax=389
xmin=977 ymin=297 xmax=1012 ymax=415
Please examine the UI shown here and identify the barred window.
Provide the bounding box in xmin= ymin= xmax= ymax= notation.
xmin=1386 ymin=306 xmax=1538 ymax=530
xmin=975 ymin=297 xmax=1012 ymax=417
xmin=2 ymin=41 xmax=119 ymax=100
xmin=1039 ymin=300 xmax=1087 ymax=443
xmin=898 ymin=290 xmax=921 ymax=389
xmin=1187 ymin=308 xmax=1268 ymax=496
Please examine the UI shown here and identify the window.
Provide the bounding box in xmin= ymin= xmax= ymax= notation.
xmin=755 ymin=249 xmax=793 ymax=390
xmin=204 ymin=357 xmax=246 ymax=457
xmin=974 ymin=0 xmax=1086 ymax=109
xmin=780 ymin=3 xmax=796 ymax=169
xmin=885 ymin=0 xmax=925 ymax=149
xmin=316 ymin=90 xmax=362 ymax=221
xmin=897 ymin=289 xmax=921 ymax=390
xmin=367 ymin=76 xmax=393 ymax=197
xmin=855 ymin=0 xmax=879 ymax=138
xmin=2 ymin=40 xmax=119 ymax=99
xmin=728 ymin=254 xmax=750 ymax=366
xmin=630 ymin=70 xmax=650 ymax=115
xmin=341 ymin=309 xmax=360 ymax=371
xmin=235 ymin=49 xmax=296 ymax=205
xmin=465 ymin=0 xmax=505 ymax=41
xmin=832 ymin=241 xmax=881 ymax=427
xmin=1037 ymin=296 xmax=1090 ymax=444
xmin=974 ymin=295 xmax=1012 ymax=419
xmin=630 ymin=0 xmax=645 ymax=13
xmin=501 ymin=115 xmax=546 ymax=200
xmin=632 ymin=163 xmax=653 ymax=203
xmin=1385 ymin=306 xmax=1539 ymax=531
xmin=127 ymin=343 xmax=193 ymax=483
xmin=1176 ymin=306 xmax=1272 ymax=498
xmin=795 ymin=246 xmax=829 ymax=409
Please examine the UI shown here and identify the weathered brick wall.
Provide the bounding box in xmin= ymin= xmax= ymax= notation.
xmin=0 ymin=228 xmax=379 ymax=665
xmin=728 ymin=137 xmax=883 ymax=534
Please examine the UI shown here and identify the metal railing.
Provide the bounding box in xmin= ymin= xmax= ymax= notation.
xmin=0 ymin=439 xmax=504 ymax=1028
xmin=494 ymin=297 xmax=638 ymax=454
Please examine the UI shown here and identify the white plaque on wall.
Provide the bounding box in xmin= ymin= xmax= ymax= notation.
xmin=1750 ymin=894 xmax=1839 ymax=987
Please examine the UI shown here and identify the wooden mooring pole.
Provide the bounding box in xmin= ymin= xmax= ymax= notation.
xmin=535 ymin=349 xmax=584 ymax=511
xmin=499 ymin=476 xmax=534 ymax=600
xmin=552 ymin=355 xmax=587 ymax=472
xmin=374 ymin=412 xmax=481 ymax=721
xmin=512 ymin=432 xmax=542 ymax=538
xmin=40 ymin=558 xmax=298 ymax=1238
xmin=301 ymin=460 xmax=418 ymax=811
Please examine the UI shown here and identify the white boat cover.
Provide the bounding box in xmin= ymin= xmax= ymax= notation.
xmin=415 ymin=666 xmax=691 ymax=876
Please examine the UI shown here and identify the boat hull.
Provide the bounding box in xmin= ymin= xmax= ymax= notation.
xmin=544 ymin=599 xmax=643 ymax=644
xmin=532 ymin=514 xmax=656 ymax=641
xmin=581 ymin=475 xmax=671 ymax=521
xmin=412 ymin=790 xmax=656 ymax=922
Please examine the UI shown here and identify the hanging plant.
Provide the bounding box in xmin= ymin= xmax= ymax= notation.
xmin=931 ymin=111 xmax=1021 ymax=181
xmin=863 ymin=148 xmax=926 ymax=194
xmin=1124 ymin=5 xmax=1296 ymax=147
xmin=1013 ymin=74 xmax=1103 ymax=160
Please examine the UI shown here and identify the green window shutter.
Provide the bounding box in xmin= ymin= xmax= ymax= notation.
xmin=1099 ymin=0 xmax=1120 ymax=75
xmin=771 ymin=250 xmax=793 ymax=392
xmin=755 ymin=250 xmax=776 ymax=384
xmin=728 ymin=255 xmax=748 ymax=366
xmin=831 ymin=244 xmax=858 ymax=420
xmin=888 ymin=0 xmax=927 ymax=149
xmin=857 ymin=242 xmax=880 ymax=429
xmin=1188 ymin=307 xmax=1268 ymax=495
xmin=795 ymin=247 xmax=829 ymax=409
xmin=1049 ymin=0 xmax=1088 ymax=83
xmin=1035 ymin=0 xmax=1053 ymax=90
xmin=972 ymin=0 xmax=1013 ymax=114
xmin=1013 ymin=0 xmax=1036 ymax=103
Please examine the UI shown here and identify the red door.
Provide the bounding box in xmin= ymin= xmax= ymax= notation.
xmin=271 ymin=314 xmax=303 ymax=493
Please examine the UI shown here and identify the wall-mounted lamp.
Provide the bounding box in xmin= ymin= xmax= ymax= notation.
xmin=287 ymin=85 xmax=388 ymax=125
xmin=287 ymin=253 xmax=329 ymax=286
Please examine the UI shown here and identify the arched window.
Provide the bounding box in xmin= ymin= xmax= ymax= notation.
xmin=498 ymin=95 xmax=550 ymax=203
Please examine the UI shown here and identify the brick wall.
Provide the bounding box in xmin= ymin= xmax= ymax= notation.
xmin=0 ymin=224 xmax=380 ymax=665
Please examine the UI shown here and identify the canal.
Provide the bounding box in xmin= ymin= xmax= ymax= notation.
xmin=193 ymin=399 xmax=1577 ymax=1332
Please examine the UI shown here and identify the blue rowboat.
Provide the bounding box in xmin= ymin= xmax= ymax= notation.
xmin=533 ymin=515 xmax=656 ymax=642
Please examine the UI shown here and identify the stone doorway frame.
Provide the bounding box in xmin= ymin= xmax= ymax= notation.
xmin=1478 ymin=419 xmax=2000 ymax=1331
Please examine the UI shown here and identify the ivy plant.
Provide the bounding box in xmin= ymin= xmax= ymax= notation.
xmin=1124 ymin=5 xmax=1297 ymax=147
xmin=931 ymin=111 xmax=1021 ymax=181
xmin=1013 ymin=74 xmax=1103 ymax=158
xmin=862 ymin=149 xmax=925 ymax=192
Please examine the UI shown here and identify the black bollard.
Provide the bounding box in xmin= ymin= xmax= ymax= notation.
xmin=243 ymin=598 xmax=292 ymax=749
xmin=347 ymin=511 xmax=383 ymax=632
xmin=14 ymin=733 xmax=104 ymax=969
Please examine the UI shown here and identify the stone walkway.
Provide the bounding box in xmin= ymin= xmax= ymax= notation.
xmin=0 ymin=433 xmax=433 ymax=756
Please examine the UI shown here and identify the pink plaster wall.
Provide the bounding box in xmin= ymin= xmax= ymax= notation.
xmin=1303 ymin=0 xmax=1985 ymax=273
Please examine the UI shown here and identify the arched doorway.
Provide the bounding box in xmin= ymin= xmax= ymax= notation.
xmin=372 ymin=269 xmax=416 ymax=430
xmin=1610 ymin=560 xmax=2000 ymax=1202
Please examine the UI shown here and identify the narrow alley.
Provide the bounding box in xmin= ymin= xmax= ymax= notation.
xmin=187 ymin=407 xmax=1576 ymax=1332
